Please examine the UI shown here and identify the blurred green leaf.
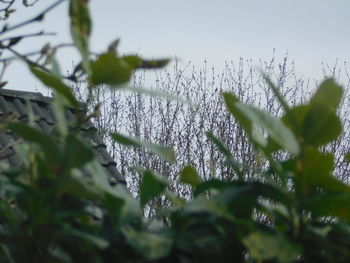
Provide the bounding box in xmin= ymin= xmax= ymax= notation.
xmin=139 ymin=170 xmax=168 ymax=207
xmin=193 ymin=179 xmax=231 ymax=197
xmin=243 ymin=231 xmax=300 ymax=262
xmin=29 ymin=66 xmax=79 ymax=107
xmin=282 ymin=105 xmax=309 ymax=137
xmin=91 ymin=52 xmax=132 ymax=85
xmin=305 ymin=192 xmax=350 ymax=221
xmin=223 ymin=92 xmax=299 ymax=155
xmin=222 ymin=93 xmax=252 ymax=134
xmin=69 ymin=0 xmax=92 ymax=74
xmin=8 ymin=123 xmax=63 ymax=164
xmin=52 ymin=95 xmax=68 ymax=136
xmin=303 ymin=104 xmax=342 ymax=146
xmin=64 ymin=134 xmax=95 ymax=169
xmin=182 ymin=197 xmax=235 ymax=222
xmin=236 ymin=101 xmax=299 ymax=155
xmin=138 ymin=58 xmax=170 ymax=69
xmin=310 ymin=78 xmax=343 ymax=111
xmin=262 ymin=73 xmax=290 ymax=111
xmin=120 ymin=85 xmax=198 ymax=109
xmin=206 ymin=132 xmax=244 ymax=178
xmin=122 ymin=227 xmax=172 ymax=260
xmin=111 ymin=132 xmax=175 ymax=163
xmin=346 ymin=153 xmax=350 ymax=162
xmin=290 ymin=148 xmax=350 ymax=194
xmin=236 ymin=101 xmax=299 ymax=154
xmin=68 ymin=229 xmax=109 ymax=249
xmin=180 ymin=165 xmax=201 ymax=188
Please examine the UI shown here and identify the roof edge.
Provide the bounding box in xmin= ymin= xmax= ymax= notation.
xmin=0 ymin=89 xmax=52 ymax=103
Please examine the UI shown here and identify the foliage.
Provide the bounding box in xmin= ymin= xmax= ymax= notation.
xmin=0 ymin=1 xmax=350 ymax=262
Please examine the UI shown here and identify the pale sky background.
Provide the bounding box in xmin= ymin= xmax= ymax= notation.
xmin=2 ymin=0 xmax=350 ymax=92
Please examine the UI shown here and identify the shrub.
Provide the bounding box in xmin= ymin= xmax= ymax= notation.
xmin=0 ymin=1 xmax=349 ymax=262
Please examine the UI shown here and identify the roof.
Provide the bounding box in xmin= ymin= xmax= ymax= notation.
xmin=0 ymin=89 xmax=125 ymax=186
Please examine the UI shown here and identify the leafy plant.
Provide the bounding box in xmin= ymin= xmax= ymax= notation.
xmin=0 ymin=1 xmax=349 ymax=262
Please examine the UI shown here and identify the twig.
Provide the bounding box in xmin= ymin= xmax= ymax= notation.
xmin=0 ymin=0 xmax=67 ymax=35
xmin=0 ymin=43 xmax=74 ymax=62
xmin=0 ymin=31 xmax=56 ymax=44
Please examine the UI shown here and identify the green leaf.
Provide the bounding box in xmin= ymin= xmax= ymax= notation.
xmin=52 ymin=95 xmax=68 ymax=136
xmin=120 ymin=85 xmax=198 ymax=109
xmin=262 ymin=73 xmax=290 ymax=111
xmin=303 ymin=104 xmax=342 ymax=146
xmin=29 ymin=66 xmax=79 ymax=107
xmin=91 ymin=52 xmax=132 ymax=85
xmin=282 ymin=104 xmax=309 ymax=138
xmin=64 ymin=134 xmax=95 ymax=168
xmin=8 ymin=123 xmax=63 ymax=164
xmin=346 ymin=153 xmax=350 ymax=162
xmin=243 ymin=231 xmax=300 ymax=262
xmin=138 ymin=58 xmax=170 ymax=69
xmin=305 ymin=192 xmax=350 ymax=221
xmin=122 ymin=55 xmax=170 ymax=70
xmin=222 ymin=92 xmax=252 ymax=134
xmin=310 ymin=78 xmax=343 ymax=111
xmin=193 ymin=179 xmax=231 ymax=197
xmin=180 ymin=165 xmax=201 ymax=188
xmin=111 ymin=133 xmax=175 ymax=163
xmin=293 ymin=148 xmax=350 ymax=194
xmin=122 ymin=227 xmax=172 ymax=260
xmin=68 ymin=229 xmax=109 ymax=249
xmin=139 ymin=170 xmax=168 ymax=207
xmin=235 ymin=101 xmax=299 ymax=155
xmin=206 ymin=132 xmax=243 ymax=178
xmin=69 ymin=0 xmax=92 ymax=74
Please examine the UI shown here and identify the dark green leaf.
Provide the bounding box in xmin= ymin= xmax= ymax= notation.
xmin=8 ymin=123 xmax=62 ymax=163
xmin=122 ymin=227 xmax=172 ymax=260
xmin=64 ymin=134 xmax=95 ymax=168
xmin=139 ymin=170 xmax=168 ymax=207
xmin=193 ymin=179 xmax=231 ymax=197
xmin=305 ymin=192 xmax=350 ymax=221
xmin=29 ymin=66 xmax=79 ymax=107
xmin=182 ymin=197 xmax=235 ymax=222
xmin=262 ymin=73 xmax=290 ymax=111
xmin=138 ymin=58 xmax=170 ymax=69
xmin=282 ymin=104 xmax=309 ymax=138
xmin=121 ymin=85 xmax=197 ymax=108
xmin=180 ymin=165 xmax=201 ymax=188
xmin=111 ymin=133 xmax=175 ymax=163
xmin=295 ymin=148 xmax=350 ymax=193
xmin=69 ymin=229 xmax=109 ymax=249
xmin=303 ymin=104 xmax=342 ymax=146
xmin=222 ymin=92 xmax=252 ymax=134
xmin=310 ymin=78 xmax=343 ymax=111
xmin=91 ymin=52 xmax=132 ymax=85
xmin=235 ymin=101 xmax=299 ymax=154
xmin=346 ymin=153 xmax=350 ymax=162
xmin=206 ymin=131 xmax=243 ymax=178
xmin=243 ymin=232 xmax=300 ymax=262
xmin=69 ymin=0 xmax=92 ymax=74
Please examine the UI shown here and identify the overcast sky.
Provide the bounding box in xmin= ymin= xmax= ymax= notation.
xmin=2 ymin=0 xmax=350 ymax=91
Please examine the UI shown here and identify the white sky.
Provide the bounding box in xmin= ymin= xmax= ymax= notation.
xmin=2 ymin=0 xmax=350 ymax=91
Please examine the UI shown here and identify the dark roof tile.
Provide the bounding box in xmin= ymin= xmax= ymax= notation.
xmin=0 ymin=89 xmax=124 ymax=186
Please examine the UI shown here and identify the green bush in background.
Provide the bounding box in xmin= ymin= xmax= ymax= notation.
xmin=0 ymin=1 xmax=349 ymax=262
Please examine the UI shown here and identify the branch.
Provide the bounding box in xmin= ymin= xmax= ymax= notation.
xmin=0 ymin=31 xmax=56 ymax=46
xmin=0 ymin=0 xmax=67 ymax=35
xmin=0 ymin=43 xmax=74 ymax=62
